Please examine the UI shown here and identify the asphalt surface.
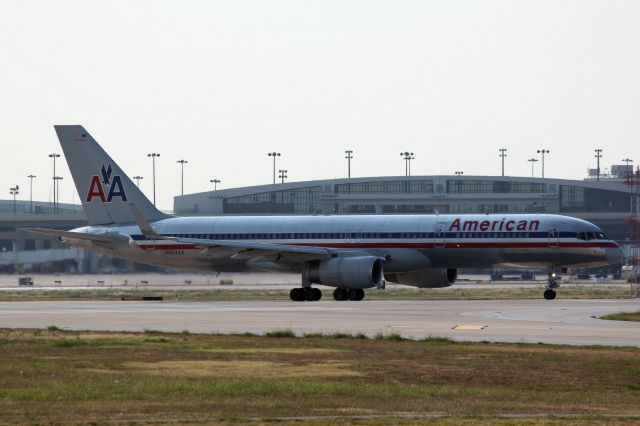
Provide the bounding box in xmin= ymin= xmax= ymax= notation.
xmin=0 ymin=299 xmax=638 ymax=346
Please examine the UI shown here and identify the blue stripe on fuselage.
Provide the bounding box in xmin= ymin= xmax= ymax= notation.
xmin=129 ymin=231 xmax=581 ymax=241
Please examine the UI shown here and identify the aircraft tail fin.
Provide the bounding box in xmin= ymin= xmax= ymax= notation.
xmin=54 ymin=125 xmax=169 ymax=226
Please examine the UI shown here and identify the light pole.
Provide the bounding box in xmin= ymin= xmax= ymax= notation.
xmin=176 ymin=159 xmax=188 ymax=195
xmin=210 ymin=179 xmax=221 ymax=191
xmin=53 ymin=176 xmax=63 ymax=211
xmin=267 ymin=152 xmax=281 ymax=184
xmin=455 ymin=171 xmax=464 ymax=176
xmin=499 ymin=148 xmax=507 ymax=176
xmin=27 ymin=175 xmax=36 ymax=214
xmin=527 ymin=158 xmax=539 ymax=178
xmin=9 ymin=186 xmax=19 ymax=216
xmin=48 ymin=153 xmax=60 ymax=214
xmin=278 ymin=169 xmax=288 ymax=184
xmin=400 ymin=152 xmax=415 ymax=176
xmin=537 ymin=149 xmax=550 ymax=178
xmin=622 ymin=158 xmax=634 ymax=212
xmin=594 ymin=149 xmax=603 ymax=181
xmin=133 ymin=176 xmax=143 ymax=188
xmin=147 ymin=153 xmax=160 ymax=206
xmin=622 ymin=158 xmax=634 ymax=180
xmin=345 ymin=150 xmax=353 ymax=178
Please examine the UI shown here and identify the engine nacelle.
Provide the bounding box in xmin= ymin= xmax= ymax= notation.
xmin=306 ymin=256 xmax=384 ymax=289
xmin=385 ymin=268 xmax=457 ymax=288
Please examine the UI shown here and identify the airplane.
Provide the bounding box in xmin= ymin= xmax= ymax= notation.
xmin=26 ymin=125 xmax=624 ymax=302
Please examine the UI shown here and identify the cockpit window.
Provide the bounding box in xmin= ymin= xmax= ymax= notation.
xmin=576 ymin=231 xmax=608 ymax=240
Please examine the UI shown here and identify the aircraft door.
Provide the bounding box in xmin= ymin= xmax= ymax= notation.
xmin=548 ymin=223 xmax=560 ymax=248
xmin=434 ymin=222 xmax=448 ymax=248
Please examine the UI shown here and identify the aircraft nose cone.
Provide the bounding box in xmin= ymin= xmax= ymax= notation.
xmin=607 ymin=244 xmax=625 ymax=264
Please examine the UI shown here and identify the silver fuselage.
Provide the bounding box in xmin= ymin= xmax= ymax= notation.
xmin=64 ymin=213 xmax=624 ymax=273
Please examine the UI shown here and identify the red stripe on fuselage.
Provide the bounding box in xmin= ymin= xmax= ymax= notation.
xmin=138 ymin=244 xmax=198 ymax=250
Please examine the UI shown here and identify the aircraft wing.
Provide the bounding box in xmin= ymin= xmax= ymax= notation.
xmin=171 ymin=236 xmax=376 ymax=262
xmin=22 ymin=228 xmax=129 ymax=244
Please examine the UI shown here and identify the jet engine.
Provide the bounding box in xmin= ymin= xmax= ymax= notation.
xmin=305 ymin=256 xmax=385 ymax=289
xmin=385 ymin=268 xmax=457 ymax=288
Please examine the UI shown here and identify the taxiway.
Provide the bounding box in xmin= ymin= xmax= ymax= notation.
xmin=0 ymin=299 xmax=638 ymax=346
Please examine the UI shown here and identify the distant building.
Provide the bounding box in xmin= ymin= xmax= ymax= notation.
xmin=175 ymin=175 xmax=633 ymax=242
xmin=0 ymin=200 xmax=88 ymax=273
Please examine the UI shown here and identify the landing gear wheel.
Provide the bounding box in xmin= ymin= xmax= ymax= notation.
xmin=311 ymin=288 xmax=322 ymax=301
xmin=544 ymin=271 xmax=559 ymax=300
xmin=543 ymin=289 xmax=556 ymax=300
xmin=347 ymin=288 xmax=365 ymax=301
xmin=291 ymin=287 xmax=321 ymax=301
xmin=303 ymin=288 xmax=322 ymax=301
xmin=290 ymin=288 xmax=305 ymax=301
xmin=333 ymin=288 xmax=348 ymax=301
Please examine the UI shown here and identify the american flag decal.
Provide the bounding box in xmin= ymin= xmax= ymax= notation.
xmin=74 ymin=133 xmax=87 ymax=142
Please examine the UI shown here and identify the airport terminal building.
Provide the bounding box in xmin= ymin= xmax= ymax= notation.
xmin=174 ymin=175 xmax=634 ymax=242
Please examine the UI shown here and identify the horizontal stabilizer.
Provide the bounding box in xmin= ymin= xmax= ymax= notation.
xmin=22 ymin=228 xmax=129 ymax=244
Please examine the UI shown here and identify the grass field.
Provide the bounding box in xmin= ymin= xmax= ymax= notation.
xmin=601 ymin=311 xmax=640 ymax=322
xmin=0 ymin=328 xmax=638 ymax=424
xmin=0 ymin=284 xmax=635 ymax=302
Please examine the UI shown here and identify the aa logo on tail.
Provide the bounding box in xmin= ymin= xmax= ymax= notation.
xmin=86 ymin=164 xmax=127 ymax=203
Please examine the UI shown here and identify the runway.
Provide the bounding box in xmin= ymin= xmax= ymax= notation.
xmin=0 ymin=299 xmax=638 ymax=346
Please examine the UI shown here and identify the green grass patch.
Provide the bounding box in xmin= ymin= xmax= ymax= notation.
xmin=264 ymin=328 xmax=296 ymax=338
xmin=421 ymin=335 xmax=455 ymax=344
xmin=49 ymin=338 xmax=89 ymax=348
xmin=600 ymin=311 xmax=640 ymax=322
xmin=302 ymin=331 xmax=368 ymax=339
xmin=374 ymin=331 xmax=406 ymax=341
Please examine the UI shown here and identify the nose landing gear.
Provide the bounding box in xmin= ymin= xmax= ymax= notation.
xmin=543 ymin=271 xmax=559 ymax=300
xmin=543 ymin=288 xmax=556 ymax=300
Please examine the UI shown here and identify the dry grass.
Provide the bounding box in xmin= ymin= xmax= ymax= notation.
xmin=124 ymin=359 xmax=363 ymax=378
xmin=0 ymin=328 xmax=638 ymax=424
xmin=600 ymin=311 xmax=640 ymax=322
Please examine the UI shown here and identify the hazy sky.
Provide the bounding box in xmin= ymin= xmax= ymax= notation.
xmin=1 ymin=0 xmax=639 ymax=210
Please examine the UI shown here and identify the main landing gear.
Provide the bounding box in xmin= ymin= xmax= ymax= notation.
xmin=289 ymin=287 xmax=366 ymax=301
xmin=543 ymin=271 xmax=560 ymax=300
xmin=333 ymin=288 xmax=365 ymax=301
xmin=289 ymin=287 xmax=322 ymax=302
